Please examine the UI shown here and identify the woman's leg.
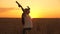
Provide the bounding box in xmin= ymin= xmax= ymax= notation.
xmin=23 ymin=28 xmax=31 ymax=34
xmin=26 ymin=28 xmax=31 ymax=34
xmin=23 ymin=28 xmax=26 ymax=34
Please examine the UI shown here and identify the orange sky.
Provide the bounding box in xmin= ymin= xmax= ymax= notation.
xmin=0 ymin=0 xmax=60 ymax=18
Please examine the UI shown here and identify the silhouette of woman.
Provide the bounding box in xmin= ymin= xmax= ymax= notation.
xmin=16 ymin=1 xmax=33 ymax=34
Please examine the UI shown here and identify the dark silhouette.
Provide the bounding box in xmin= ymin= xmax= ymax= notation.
xmin=16 ymin=1 xmax=33 ymax=34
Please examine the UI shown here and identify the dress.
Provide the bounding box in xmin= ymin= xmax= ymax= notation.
xmin=23 ymin=15 xmax=33 ymax=28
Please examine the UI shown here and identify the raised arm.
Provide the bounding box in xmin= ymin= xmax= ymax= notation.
xmin=16 ymin=1 xmax=24 ymax=11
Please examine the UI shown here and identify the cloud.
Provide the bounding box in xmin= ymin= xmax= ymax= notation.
xmin=0 ymin=8 xmax=16 ymax=12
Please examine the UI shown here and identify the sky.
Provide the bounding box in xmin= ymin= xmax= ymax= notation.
xmin=0 ymin=0 xmax=60 ymax=18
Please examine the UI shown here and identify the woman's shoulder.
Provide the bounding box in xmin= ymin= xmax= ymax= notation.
xmin=22 ymin=13 xmax=27 ymax=17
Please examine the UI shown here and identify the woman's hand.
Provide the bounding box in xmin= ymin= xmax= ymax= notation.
xmin=16 ymin=1 xmax=22 ymax=7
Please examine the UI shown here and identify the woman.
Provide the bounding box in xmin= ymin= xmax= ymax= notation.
xmin=16 ymin=1 xmax=33 ymax=34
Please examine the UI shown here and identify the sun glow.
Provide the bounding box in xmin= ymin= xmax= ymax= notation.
xmin=0 ymin=0 xmax=60 ymax=18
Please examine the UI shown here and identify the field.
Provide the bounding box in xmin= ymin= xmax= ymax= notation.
xmin=0 ymin=18 xmax=60 ymax=34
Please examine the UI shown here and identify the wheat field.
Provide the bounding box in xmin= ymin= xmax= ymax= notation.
xmin=0 ymin=18 xmax=60 ymax=34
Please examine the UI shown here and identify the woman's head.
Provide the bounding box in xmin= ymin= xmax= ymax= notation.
xmin=24 ymin=6 xmax=30 ymax=14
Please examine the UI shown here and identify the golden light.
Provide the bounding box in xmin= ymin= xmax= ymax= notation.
xmin=0 ymin=0 xmax=60 ymax=18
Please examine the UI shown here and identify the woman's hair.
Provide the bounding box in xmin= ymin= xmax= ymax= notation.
xmin=24 ymin=6 xmax=30 ymax=10
xmin=23 ymin=6 xmax=30 ymax=13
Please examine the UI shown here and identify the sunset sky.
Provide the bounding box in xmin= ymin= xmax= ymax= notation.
xmin=0 ymin=0 xmax=60 ymax=18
